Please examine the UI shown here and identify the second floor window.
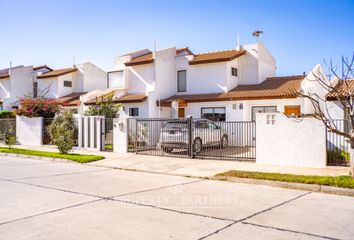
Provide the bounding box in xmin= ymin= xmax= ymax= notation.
xmin=231 ymin=67 xmax=238 ymax=76
xmin=129 ymin=108 xmax=139 ymax=117
xmin=108 ymin=70 xmax=124 ymax=88
xmin=33 ymin=81 xmax=38 ymax=98
xmin=177 ymin=70 xmax=187 ymax=92
xmin=64 ymin=80 xmax=72 ymax=87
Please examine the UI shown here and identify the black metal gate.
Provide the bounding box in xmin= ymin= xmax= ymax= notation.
xmin=327 ymin=119 xmax=350 ymax=166
xmin=127 ymin=118 xmax=256 ymax=161
xmin=103 ymin=118 xmax=114 ymax=151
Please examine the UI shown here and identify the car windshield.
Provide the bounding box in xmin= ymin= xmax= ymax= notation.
xmin=163 ymin=121 xmax=187 ymax=130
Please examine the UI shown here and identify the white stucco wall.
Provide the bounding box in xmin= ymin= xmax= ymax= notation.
xmin=16 ymin=116 xmax=43 ymax=146
xmin=0 ymin=78 xmax=10 ymax=102
xmin=58 ymin=73 xmax=75 ymax=97
xmin=119 ymin=101 xmax=149 ymax=118
xmin=301 ymin=64 xmax=329 ymax=115
xmin=243 ymin=98 xmax=304 ymax=121
xmin=37 ymin=77 xmax=59 ymax=99
xmin=3 ymin=66 xmax=33 ymax=108
xmin=256 ymin=113 xmax=326 ymax=168
xmin=126 ymin=64 xmax=155 ymax=94
xmin=185 ymin=62 xmax=228 ymax=94
xmin=78 ymin=62 xmax=107 ymax=92
xmin=182 ymin=98 xmax=304 ymax=121
xmin=240 ymin=42 xmax=276 ymax=85
xmin=226 ymin=58 xmax=240 ymax=91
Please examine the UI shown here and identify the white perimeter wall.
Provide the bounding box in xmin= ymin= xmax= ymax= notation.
xmin=256 ymin=113 xmax=326 ymax=168
xmin=16 ymin=116 xmax=43 ymax=146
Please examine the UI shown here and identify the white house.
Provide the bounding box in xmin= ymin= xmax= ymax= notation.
xmin=36 ymin=62 xmax=107 ymax=113
xmin=84 ymin=41 xmax=322 ymax=121
xmin=0 ymin=65 xmax=52 ymax=110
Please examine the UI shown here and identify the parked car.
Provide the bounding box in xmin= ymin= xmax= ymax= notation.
xmin=159 ymin=119 xmax=228 ymax=153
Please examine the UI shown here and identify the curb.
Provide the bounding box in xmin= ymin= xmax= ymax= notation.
xmin=213 ymin=176 xmax=354 ymax=197
xmin=0 ymin=152 xmax=79 ymax=164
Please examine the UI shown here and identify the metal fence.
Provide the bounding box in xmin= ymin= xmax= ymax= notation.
xmin=127 ymin=118 xmax=256 ymax=161
xmin=0 ymin=118 xmax=16 ymax=142
xmin=103 ymin=118 xmax=114 ymax=151
xmin=327 ymin=119 xmax=351 ymax=166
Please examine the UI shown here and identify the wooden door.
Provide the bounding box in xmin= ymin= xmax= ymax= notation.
xmin=284 ymin=105 xmax=301 ymax=116
xmin=178 ymin=108 xmax=185 ymax=118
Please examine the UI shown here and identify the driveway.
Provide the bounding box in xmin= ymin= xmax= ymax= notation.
xmin=0 ymin=155 xmax=353 ymax=240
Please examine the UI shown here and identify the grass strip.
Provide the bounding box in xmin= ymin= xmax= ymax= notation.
xmin=216 ymin=170 xmax=354 ymax=189
xmin=0 ymin=147 xmax=104 ymax=163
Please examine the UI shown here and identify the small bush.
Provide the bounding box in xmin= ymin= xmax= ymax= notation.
xmin=47 ymin=110 xmax=75 ymax=154
xmin=0 ymin=110 xmax=16 ymax=119
xmin=4 ymin=133 xmax=16 ymax=148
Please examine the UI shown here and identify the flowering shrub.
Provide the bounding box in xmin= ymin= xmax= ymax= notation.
xmin=16 ymin=97 xmax=61 ymax=118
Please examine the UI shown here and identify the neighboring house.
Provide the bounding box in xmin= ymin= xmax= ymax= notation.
xmin=326 ymin=79 xmax=354 ymax=133
xmin=85 ymin=41 xmax=321 ymax=121
xmin=0 ymin=65 xmax=52 ymax=110
xmin=36 ymin=62 xmax=107 ymax=113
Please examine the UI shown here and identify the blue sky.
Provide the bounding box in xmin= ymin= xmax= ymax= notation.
xmin=0 ymin=0 xmax=353 ymax=75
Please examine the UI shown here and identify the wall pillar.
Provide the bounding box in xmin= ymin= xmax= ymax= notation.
xmin=113 ymin=117 xmax=129 ymax=153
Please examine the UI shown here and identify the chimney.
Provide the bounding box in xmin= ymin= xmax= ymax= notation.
xmin=236 ymin=35 xmax=240 ymax=51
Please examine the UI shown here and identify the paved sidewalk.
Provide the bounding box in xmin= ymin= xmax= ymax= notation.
xmin=0 ymin=155 xmax=353 ymax=240
xmin=9 ymin=145 xmax=350 ymax=177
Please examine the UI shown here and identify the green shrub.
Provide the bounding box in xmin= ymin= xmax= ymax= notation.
xmin=0 ymin=110 xmax=16 ymax=119
xmin=47 ymin=110 xmax=75 ymax=154
xmin=4 ymin=133 xmax=16 ymax=148
xmin=84 ymin=95 xmax=121 ymax=118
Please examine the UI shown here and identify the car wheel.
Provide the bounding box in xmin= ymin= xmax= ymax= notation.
xmin=162 ymin=147 xmax=173 ymax=153
xmin=193 ymin=138 xmax=202 ymax=153
xmin=221 ymin=135 xmax=228 ymax=148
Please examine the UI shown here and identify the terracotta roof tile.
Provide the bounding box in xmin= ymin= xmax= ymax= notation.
xmin=57 ymin=92 xmax=87 ymax=106
xmin=37 ymin=67 xmax=77 ymax=79
xmin=189 ymin=49 xmax=246 ymax=65
xmin=85 ymin=93 xmax=147 ymax=105
xmin=125 ymin=52 xmax=154 ymax=66
xmin=176 ymin=47 xmax=194 ymax=55
xmin=33 ymin=65 xmax=53 ymax=71
xmin=158 ymin=75 xmax=304 ymax=106
xmin=327 ymin=79 xmax=354 ymax=100
xmin=0 ymin=72 xmax=9 ymax=79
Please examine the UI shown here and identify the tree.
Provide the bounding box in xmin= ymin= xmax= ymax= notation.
xmin=16 ymin=96 xmax=60 ymax=118
xmin=295 ymin=53 xmax=354 ymax=176
xmin=84 ymin=96 xmax=121 ymax=118
xmin=47 ymin=110 xmax=75 ymax=154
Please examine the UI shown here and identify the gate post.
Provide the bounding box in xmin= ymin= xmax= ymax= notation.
xmin=187 ymin=116 xmax=193 ymax=158
xmin=113 ymin=117 xmax=129 ymax=153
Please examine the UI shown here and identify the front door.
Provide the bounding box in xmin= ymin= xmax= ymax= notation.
xmin=178 ymin=108 xmax=185 ymax=118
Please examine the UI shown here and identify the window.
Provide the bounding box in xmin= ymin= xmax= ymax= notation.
xmin=70 ymin=108 xmax=78 ymax=114
xmin=231 ymin=67 xmax=238 ymax=76
xmin=108 ymin=70 xmax=124 ymax=88
xmin=251 ymin=106 xmax=277 ymax=121
xmin=129 ymin=108 xmax=139 ymax=117
xmin=33 ymin=81 xmax=38 ymax=98
xmin=201 ymin=107 xmax=226 ymax=122
xmin=63 ymin=81 xmax=72 ymax=87
xmin=177 ymin=70 xmax=187 ymax=92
